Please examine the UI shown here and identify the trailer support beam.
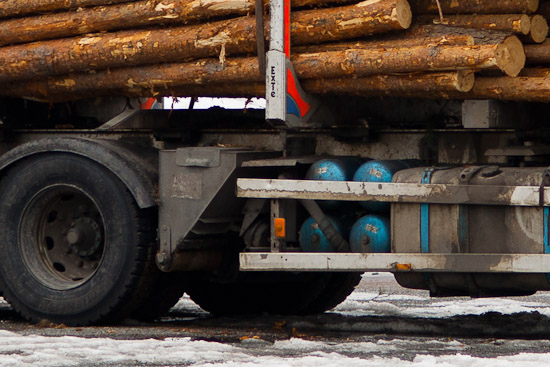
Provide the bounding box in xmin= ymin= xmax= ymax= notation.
xmin=240 ymin=253 xmax=550 ymax=273
xmin=237 ymin=178 xmax=550 ymax=206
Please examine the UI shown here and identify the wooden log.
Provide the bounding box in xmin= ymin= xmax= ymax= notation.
xmin=1 ymin=30 xmax=521 ymax=101
xmin=0 ymin=0 xmax=411 ymax=82
xmin=0 ymin=37 xmax=523 ymax=101
xmin=16 ymin=83 xmax=266 ymax=102
xmin=1 ymin=34 xmax=520 ymax=100
xmin=153 ymin=83 xmax=266 ymax=97
xmin=409 ymin=0 xmax=539 ymax=15
xmin=294 ymin=33 xmax=475 ymax=54
xmin=293 ymin=37 xmax=525 ymax=77
xmin=301 ymin=70 xmax=475 ymax=96
xmin=2 ymin=70 xmax=474 ymax=101
xmin=2 ymin=58 xmax=263 ymax=98
xmin=288 ymin=0 xmax=411 ymax=45
xmin=112 ymin=71 xmax=476 ymax=98
xmin=295 ymin=24 xmax=494 ymax=55
xmin=0 ymin=0 xmax=381 ymax=46
xmin=445 ymin=68 xmax=550 ymax=102
xmin=291 ymin=0 xmax=357 ymax=7
xmin=525 ymin=38 xmax=550 ymax=63
xmin=419 ymin=14 xmax=531 ymax=35
xmin=5 ymin=55 xmax=474 ymax=98
xmin=523 ymin=14 xmax=549 ymax=42
xmin=0 ymin=0 xmax=255 ymax=46
xmin=404 ymin=23 xmax=521 ymax=45
xmin=0 ymin=0 xmax=131 ymax=19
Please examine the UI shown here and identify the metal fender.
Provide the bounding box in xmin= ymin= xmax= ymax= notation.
xmin=0 ymin=137 xmax=158 ymax=208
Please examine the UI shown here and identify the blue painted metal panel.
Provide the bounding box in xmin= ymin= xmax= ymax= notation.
xmin=420 ymin=168 xmax=434 ymax=253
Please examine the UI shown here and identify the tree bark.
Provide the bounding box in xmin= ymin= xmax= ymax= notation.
xmin=294 ymin=33 xmax=474 ymax=54
xmin=446 ymin=68 xmax=550 ymax=102
xmin=524 ymin=38 xmax=550 ymax=63
xmin=0 ymin=0 xmax=387 ymax=46
xmin=418 ymin=14 xmax=531 ymax=35
xmin=408 ymin=0 xmax=539 ymax=15
xmin=124 ymin=71 xmax=476 ymax=98
xmin=292 ymin=36 xmax=524 ymax=78
xmin=2 ymin=70 xmax=474 ymax=101
xmin=301 ymin=70 xmax=475 ymax=96
xmin=0 ymin=0 xmax=411 ymax=82
xmin=0 ymin=0 xmax=255 ymax=46
xmin=0 ymin=0 xmax=131 ymax=19
xmin=0 ymin=34 xmax=523 ymax=101
xmin=3 ymin=57 xmax=263 ymax=98
xmin=288 ymin=0 xmax=411 ymax=45
xmin=1 ymin=34 xmax=522 ymax=100
xmin=405 ymin=23 xmax=519 ymax=45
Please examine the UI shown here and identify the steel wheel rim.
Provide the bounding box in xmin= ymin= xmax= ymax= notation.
xmin=19 ymin=184 xmax=106 ymax=290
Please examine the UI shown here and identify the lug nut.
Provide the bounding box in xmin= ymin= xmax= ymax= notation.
xmin=156 ymin=252 xmax=168 ymax=265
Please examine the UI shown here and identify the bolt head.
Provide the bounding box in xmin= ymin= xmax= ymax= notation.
xmin=156 ymin=252 xmax=168 ymax=265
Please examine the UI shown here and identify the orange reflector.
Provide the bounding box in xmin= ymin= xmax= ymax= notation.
xmin=274 ymin=218 xmax=286 ymax=238
xmin=395 ymin=263 xmax=412 ymax=271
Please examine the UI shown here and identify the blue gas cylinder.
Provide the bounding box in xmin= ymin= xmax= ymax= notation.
xmin=305 ymin=158 xmax=362 ymax=210
xmin=353 ymin=159 xmax=420 ymax=211
xmin=299 ymin=216 xmax=343 ymax=252
xmin=349 ymin=215 xmax=391 ymax=253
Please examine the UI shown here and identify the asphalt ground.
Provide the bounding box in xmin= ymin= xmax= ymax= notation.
xmin=2 ymin=273 xmax=550 ymax=364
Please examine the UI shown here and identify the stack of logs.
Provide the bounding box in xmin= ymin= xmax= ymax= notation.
xmin=1 ymin=0 xmax=550 ymax=102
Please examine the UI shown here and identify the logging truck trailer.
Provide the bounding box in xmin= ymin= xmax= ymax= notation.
xmin=2 ymin=1 xmax=550 ymax=326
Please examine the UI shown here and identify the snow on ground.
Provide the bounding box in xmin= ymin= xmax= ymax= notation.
xmin=4 ymin=273 xmax=550 ymax=366
xmin=171 ymin=272 xmax=550 ymax=319
xmin=331 ymin=273 xmax=550 ymax=318
xmin=1 ymin=330 xmax=550 ymax=367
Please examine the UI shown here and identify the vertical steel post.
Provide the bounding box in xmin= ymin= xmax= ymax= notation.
xmin=265 ymin=0 xmax=287 ymax=122
xmin=265 ymin=0 xmax=316 ymax=126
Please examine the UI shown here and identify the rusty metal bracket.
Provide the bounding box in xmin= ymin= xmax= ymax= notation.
xmin=156 ymin=225 xmax=172 ymax=270
xmin=299 ymin=199 xmax=350 ymax=252
xmin=459 ymin=166 xmax=486 ymax=184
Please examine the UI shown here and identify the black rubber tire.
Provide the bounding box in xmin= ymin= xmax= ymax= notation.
xmin=0 ymin=153 xmax=157 ymax=326
xmin=301 ymin=272 xmax=362 ymax=314
xmin=185 ymin=270 xmax=337 ymax=316
xmin=131 ymin=271 xmax=187 ymax=321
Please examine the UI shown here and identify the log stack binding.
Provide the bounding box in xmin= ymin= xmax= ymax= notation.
xmin=1 ymin=0 xmax=550 ymax=102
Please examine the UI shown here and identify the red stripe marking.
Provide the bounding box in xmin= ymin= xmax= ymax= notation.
xmin=284 ymin=0 xmax=290 ymax=57
xmin=140 ymin=97 xmax=156 ymax=110
xmin=287 ymin=69 xmax=311 ymax=117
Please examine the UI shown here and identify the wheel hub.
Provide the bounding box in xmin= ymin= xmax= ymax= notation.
xmin=20 ymin=186 xmax=106 ymax=289
xmin=67 ymin=217 xmax=102 ymax=257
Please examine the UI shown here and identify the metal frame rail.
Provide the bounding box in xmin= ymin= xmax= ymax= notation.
xmin=237 ymin=178 xmax=550 ymax=273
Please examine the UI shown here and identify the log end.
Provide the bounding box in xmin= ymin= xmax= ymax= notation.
xmin=496 ymin=36 xmax=526 ymax=76
xmin=394 ymin=0 xmax=412 ymax=29
xmin=528 ymin=0 xmax=540 ymax=14
xmin=529 ymin=15 xmax=549 ymax=43
xmin=457 ymin=70 xmax=475 ymax=92
xmin=519 ymin=14 xmax=532 ymax=35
